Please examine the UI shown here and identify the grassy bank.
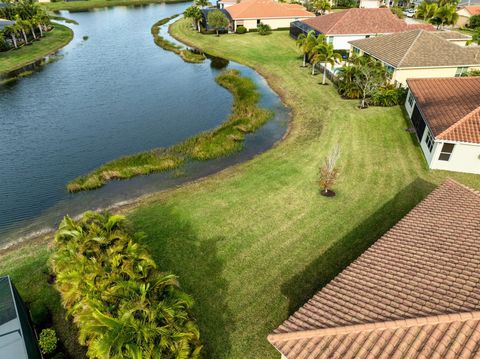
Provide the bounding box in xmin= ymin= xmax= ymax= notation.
xmin=151 ymin=15 xmax=205 ymax=63
xmin=1 ymin=17 xmax=479 ymax=359
xmin=42 ymin=0 xmax=186 ymax=11
xmin=0 ymin=24 xmax=73 ymax=76
xmin=67 ymin=69 xmax=272 ymax=192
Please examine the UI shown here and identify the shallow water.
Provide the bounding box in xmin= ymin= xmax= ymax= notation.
xmin=0 ymin=3 xmax=289 ymax=246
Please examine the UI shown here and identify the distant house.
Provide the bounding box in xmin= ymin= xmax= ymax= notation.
xmin=0 ymin=276 xmax=41 ymax=359
xmin=405 ymin=77 xmax=480 ymax=175
xmin=224 ymin=0 xmax=314 ymax=31
xmin=349 ymin=29 xmax=480 ymax=86
xmin=457 ymin=5 xmax=480 ymax=27
xmin=268 ymin=179 xmax=480 ymax=358
xmin=290 ymin=8 xmax=434 ymax=50
xmin=217 ymin=0 xmax=237 ymax=8
xmin=359 ymin=0 xmax=381 ymax=8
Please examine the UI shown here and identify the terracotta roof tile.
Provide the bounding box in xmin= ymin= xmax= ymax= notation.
xmin=407 ymin=77 xmax=480 ymax=144
xmin=301 ymin=8 xmax=434 ymax=35
xmin=464 ymin=5 xmax=480 ymax=15
xmin=226 ymin=0 xmax=314 ymax=20
xmin=268 ymin=180 xmax=480 ymax=358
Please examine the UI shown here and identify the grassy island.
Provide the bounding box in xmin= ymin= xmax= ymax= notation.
xmin=1 ymin=17 xmax=480 ymax=359
xmin=41 ymin=0 xmax=187 ymax=11
xmin=0 ymin=24 xmax=73 ymax=76
xmin=66 ymin=69 xmax=272 ymax=192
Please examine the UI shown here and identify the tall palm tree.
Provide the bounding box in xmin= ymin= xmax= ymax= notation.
xmin=415 ymin=1 xmax=437 ymax=21
xmin=32 ymin=15 xmax=43 ymax=37
xmin=296 ymin=30 xmax=324 ymax=68
xmin=4 ymin=24 xmax=18 ymax=49
xmin=195 ymin=0 xmax=208 ymax=8
xmin=14 ymin=15 xmax=28 ymax=44
xmin=184 ymin=5 xmax=202 ymax=32
xmin=311 ymin=0 xmax=331 ymax=15
xmin=312 ymin=42 xmax=342 ymax=84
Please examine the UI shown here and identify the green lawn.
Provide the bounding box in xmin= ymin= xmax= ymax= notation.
xmin=0 ymin=24 xmax=73 ymax=76
xmin=1 ymin=18 xmax=479 ymax=359
xmin=42 ymin=0 xmax=186 ymax=11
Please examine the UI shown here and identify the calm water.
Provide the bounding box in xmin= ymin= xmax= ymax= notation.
xmin=0 ymin=4 xmax=289 ymax=245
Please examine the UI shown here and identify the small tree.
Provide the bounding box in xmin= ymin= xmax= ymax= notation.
xmin=468 ymin=27 xmax=480 ymax=46
xmin=208 ymin=10 xmax=229 ymax=36
xmin=311 ymin=0 xmax=331 ymax=15
xmin=195 ymin=0 xmax=209 ymax=8
xmin=468 ymin=14 xmax=480 ymax=29
xmin=39 ymin=328 xmax=58 ymax=355
xmin=184 ymin=5 xmax=202 ymax=32
xmin=415 ymin=1 xmax=437 ymax=21
xmin=319 ymin=145 xmax=340 ymax=197
xmin=353 ymin=58 xmax=388 ymax=108
xmin=258 ymin=23 xmax=271 ymax=35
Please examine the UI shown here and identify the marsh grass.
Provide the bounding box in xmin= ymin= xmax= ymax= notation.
xmin=67 ymin=69 xmax=273 ymax=192
xmin=151 ymin=15 xmax=205 ymax=63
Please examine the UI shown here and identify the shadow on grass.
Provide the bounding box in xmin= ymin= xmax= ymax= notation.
xmin=281 ymin=177 xmax=436 ymax=315
xmin=131 ymin=205 xmax=234 ymax=359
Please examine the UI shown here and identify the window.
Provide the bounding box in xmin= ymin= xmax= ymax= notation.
xmin=257 ymin=19 xmax=261 ymax=25
xmin=327 ymin=36 xmax=333 ymax=44
xmin=385 ymin=64 xmax=395 ymax=75
xmin=455 ymin=67 xmax=468 ymax=77
xmin=353 ymin=47 xmax=360 ymax=54
xmin=438 ymin=143 xmax=455 ymax=161
xmin=424 ymin=130 xmax=434 ymax=152
xmin=407 ymin=92 xmax=414 ymax=107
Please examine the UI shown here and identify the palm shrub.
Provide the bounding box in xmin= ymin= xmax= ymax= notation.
xmin=257 ymin=23 xmax=271 ymax=35
xmin=39 ymin=328 xmax=58 ymax=355
xmin=49 ymin=211 xmax=202 ymax=359
xmin=370 ymin=85 xmax=407 ymax=107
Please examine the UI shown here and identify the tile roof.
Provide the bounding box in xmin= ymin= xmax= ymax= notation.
xmin=226 ymin=0 xmax=314 ymax=20
xmin=350 ymin=29 xmax=480 ymax=68
xmin=435 ymin=30 xmax=472 ymax=41
xmin=407 ymin=77 xmax=480 ymax=144
xmin=301 ymin=8 xmax=433 ymax=35
xmin=268 ymin=180 xmax=480 ymax=359
xmin=464 ymin=5 xmax=480 ymax=15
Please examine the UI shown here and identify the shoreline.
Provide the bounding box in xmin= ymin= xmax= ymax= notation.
xmin=42 ymin=0 xmax=188 ymax=12
xmin=0 ymin=24 xmax=73 ymax=78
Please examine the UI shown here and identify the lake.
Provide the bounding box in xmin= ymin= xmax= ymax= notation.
xmin=0 ymin=3 xmax=289 ymax=246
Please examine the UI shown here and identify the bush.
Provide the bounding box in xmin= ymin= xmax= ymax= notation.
xmin=370 ymin=85 xmax=407 ymax=107
xmin=468 ymin=14 xmax=480 ymax=28
xmin=391 ymin=6 xmax=405 ymax=19
xmin=29 ymin=301 xmax=49 ymax=326
xmin=39 ymin=329 xmax=58 ymax=355
xmin=236 ymin=25 xmax=247 ymax=34
xmin=258 ymin=23 xmax=272 ymax=35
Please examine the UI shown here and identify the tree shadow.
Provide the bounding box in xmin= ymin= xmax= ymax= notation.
xmin=280 ymin=177 xmax=437 ymax=315
xmin=131 ymin=205 xmax=233 ymax=359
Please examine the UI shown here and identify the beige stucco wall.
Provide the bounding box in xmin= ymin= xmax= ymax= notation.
xmin=392 ymin=66 xmax=480 ymax=86
xmin=430 ymin=141 xmax=480 ymax=174
xmin=234 ymin=17 xmax=312 ymax=30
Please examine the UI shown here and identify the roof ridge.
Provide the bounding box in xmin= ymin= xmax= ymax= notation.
xmin=436 ymin=106 xmax=480 ymax=141
xmin=325 ymin=9 xmax=351 ymax=34
xmin=397 ymin=29 xmax=424 ymax=67
xmin=268 ymin=311 xmax=480 ymax=343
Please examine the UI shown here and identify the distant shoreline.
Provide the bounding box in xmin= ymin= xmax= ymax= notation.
xmin=42 ymin=0 xmax=188 ymax=12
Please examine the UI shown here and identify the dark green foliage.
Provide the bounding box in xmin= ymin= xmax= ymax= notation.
xmin=236 ymin=25 xmax=247 ymax=34
xmin=334 ymin=0 xmax=357 ymax=8
xmin=67 ymin=70 xmax=272 ymax=191
xmin=468 ymin=14 xmax=480 ymax=28
xmin=390 ymin=6 xmax=404 ymax=19
xmin=39 ymin=328 xmax=58 ymax=355
xmin=29 ymin=300 xmax=49 ymax=326
xmin=370 ymin=85 xmax=407 ymax=107
xmin=49 ymin=212 xmax=202 ymax=359
xmin=207 ymin=10 xmax=229 ymax=36
xmin=258 ymin=23 xmax=272 ymax=35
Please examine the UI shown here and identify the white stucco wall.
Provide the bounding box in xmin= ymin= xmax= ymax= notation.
xmin=235 ymin=17 xmax=312 ymax=30
xmin=392 ymin=66 xmax=480 ymax=86
xmin=360 ymin=0 xmax=381 ymax=8
xmin=430 ymin=141 xmax=480 ymax=174
xmin=334 ymin=35 xmax=374 ymax=50
xmin=404 ymin=89 xmax=415 ymax=117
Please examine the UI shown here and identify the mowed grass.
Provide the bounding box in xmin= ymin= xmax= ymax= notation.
xmin=0 ymin=24 xmax=73 ymax=75
xmin=0 ymin=17 xmax=479 ymax=359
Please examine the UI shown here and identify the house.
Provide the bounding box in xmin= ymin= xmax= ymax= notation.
xmin=0 ymin=276 xmax=41 ymax=359
xmin=0 ymin=19 xmax=15 ymax=31
xmin=359 ymin=0 xmax=381 ymax=8
xmin=224 ymin=0 xmax=314 ymax=31
xmin=218 ymin=0 xmax=237 ymax=8
xmin=290 ymin=8 xmax=434 ymax=50
xmin=349 ymin=29 xmax=480 ymax=86
xmin=457 ymin=5 xmax=480 ymax=27
xmin=405 ymin=77 xmax=480 ymax=175
xmin=268 ymin=179 xmax=480 ymax=358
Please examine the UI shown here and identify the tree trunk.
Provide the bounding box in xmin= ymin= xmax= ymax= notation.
xmin=311 ymin=63 xmax=315 ymax=75
xmin=322 ymin=63 xmax=327 ymax=85
xmin=197 ymin=20 xmax=200 ymax=32
xmin=303 ymin=53 xmax=306 ymax=67
xmin=11 ymin=33 xmax=17 ymax=48
xmin=216 ymin=29 xmax=219 ymax=37
xmin=38 ymin=25 xmax=43 ymax=37
xmin=30 ymin=26 xmax=37 ymax=40
xmin=21 ymin=29 xmax=28 ymax=44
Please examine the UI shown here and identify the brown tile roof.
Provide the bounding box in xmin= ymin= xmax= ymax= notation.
xmin=435 ymin=30 xmax=472 ymax=41
xmin=301 ymin=8 xmax=434 ymax=35
xmin=226 ymin=0 xmax=314 ymax=20
xmin=350 ymin=29 xmax=480 ymax=68
xmin=407 ymin=77 xmax=480 ymax=144
xmin=268 ymin=180 xmax=480 ymax=359
xmin=465 ymin=5 xmax=480 ymax=15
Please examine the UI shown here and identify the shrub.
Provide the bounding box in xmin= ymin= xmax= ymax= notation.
xmin=468 ymin=14 xmax=480 ymax=28
xmin=39 ymin=329 xmax=58 ymax=355
xmin=236 ymin=25 xmax=247 ymax=34
xmin=29 ymin=301 xmax=49 ymax=326
xmin=258 ymin=23 xmax=272 ymax=35
xmin=390 ymin=6 xmax=405 ymax=19
xmin=370 ymin=85 xmax=407 ymax=107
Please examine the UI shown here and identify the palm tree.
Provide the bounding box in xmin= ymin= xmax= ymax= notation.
xmin=14 ymin=15 xmax=29 ymax=44
xmin=195 ymin=0 xmax=209 ymax=8
xmin=31 ymin=15 xmax=43 ymax=37
xmin=296 ymin=30 xmax=324 ymax=68
xmin=184 ymin=5 xmax=202 ymax=32
xmin=4 ymin=24 xmax=18 ymax=49
xmin=313 ymin=42 xmax=342 ymax=84
xmin=415 ymin=1 xmax=437 ymax=21
xmin=431 ymin=4 xmax=458 ymax=28
xmin=311 ymin=0 xmax=331 ymax=15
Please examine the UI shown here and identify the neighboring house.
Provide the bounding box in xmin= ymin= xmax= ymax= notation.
xmin=268 ymin=179 xmax=480 ymax=358
xmin=0 ymin=19 xmax=15 ymax=32
xmin=218 ymin=0 xmax=237 ymax=8
xmin=224 ymin=0 xmax=314 ymax=31
xmin=290 ymin=8 xmax=434 ymax=50
xmin=349 ymin=29 xmax=480 ymax=86
xmin=457 ymin=5 xmax=480 ymax=27
xmin=359 ymin=0 xmax=381 ymax=8
xmin=405 ymin=77 xmax=480 ymax=175
xmin=0 ymin=276 xmax=41 ymax=359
